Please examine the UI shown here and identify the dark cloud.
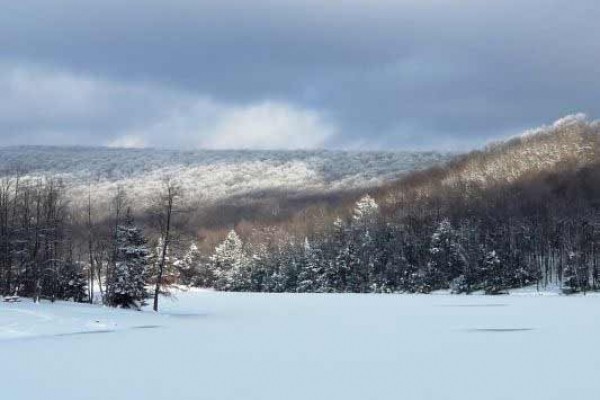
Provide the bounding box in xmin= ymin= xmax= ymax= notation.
xmin=1 ymin=0 xmax=599 ymax=150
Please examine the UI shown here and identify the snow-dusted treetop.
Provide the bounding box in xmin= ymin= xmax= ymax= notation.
xmin=517 ymin=113 xmax=591 ymax=139
xmin=212 ymin=230 xmax=245 ymax=264
xmin=353 ymin=195 xmax=379 ymax=223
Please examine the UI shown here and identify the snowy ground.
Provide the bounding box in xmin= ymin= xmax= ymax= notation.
xmin=1 ymin=290 xmax=599 ymax=400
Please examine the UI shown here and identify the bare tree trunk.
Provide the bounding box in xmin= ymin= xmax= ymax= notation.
xmin=107 ymin=186 xmax=125 ymax=305
xmin=153 ymin=184 xmax=175 ymax=312
xmin=87 ymin=184 xmax=95 ymax=303
xmin=32 ymin=185 xmax=42 ymax=303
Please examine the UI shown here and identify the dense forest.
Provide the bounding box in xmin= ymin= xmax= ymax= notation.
xmin=226 ymin=114 xmax=599 ymax=295
xmin=0 ymin=115 xmax=599 ymax=307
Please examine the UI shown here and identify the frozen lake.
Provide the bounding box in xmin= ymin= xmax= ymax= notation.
xmin=1 ymin=290 xmax=599 ymax=400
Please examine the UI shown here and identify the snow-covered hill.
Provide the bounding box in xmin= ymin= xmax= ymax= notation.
xmin=442 ymin=114 xmax=600 ymax=188
xmin=0 ymin=147 xmax=450 ymax=207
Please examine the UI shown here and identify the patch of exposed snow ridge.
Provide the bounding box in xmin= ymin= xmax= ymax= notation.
xmin=519 ymin=112 xmax=590 ymax=138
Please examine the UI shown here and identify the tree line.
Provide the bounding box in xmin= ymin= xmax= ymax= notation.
xmin=204 ymin=190 xmax=599 ymax=294
xmin=0 ymin=175 xmax=182 ymax=310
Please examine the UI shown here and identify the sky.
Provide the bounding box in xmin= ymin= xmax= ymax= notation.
xmin=1 ymin=0 xmax=599 ymax=151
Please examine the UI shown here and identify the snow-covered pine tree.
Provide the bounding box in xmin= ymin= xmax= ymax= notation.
xmin=346 ymin=196 xmax=381 ymax=292
xmin=109 ymin=213 xmax=150 ymax=309
xmin=345 ymin=238 xmax=365 ymax=292
xmin=268 ymin=258 xmax=287 ymax=293
xmin=358 ymin=229 xmax=377 ymax=292
xmin=353 ymin=195 xmax=379 ymax=226
xmin=481 ymin=250 xmax=505 ymax=294
xmin=259 ymin=242 xmax=291 ymax=293
xmin=563 ymin=251 xmax=588 ymax=294
xmin=212 ymin=230 xmax=249 ymax=291
xmin=323 ymin=217 xmax=350 ymax=292
xmin=250 ymin=250 xmax=270 ymax=292
xmin=56 ymin=261 xmax=88 ymax=302
xmin=278 ymin=242 xmax=300 ymax=292
xmin=245 ymin=241 xmax=272 ymax=292
xmin=371 ymin=226 xmax=402 ymax=293
xmin=178 ymin=242 xmax=202 ymax=286
xmin=296 ymin=238 xmax=321 ymax=292
xmin=426 ymin=219 xmax=467 ymax=290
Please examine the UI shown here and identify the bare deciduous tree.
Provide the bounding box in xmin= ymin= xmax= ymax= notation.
xmin=151 ymin=178 xmax=183 ymax=312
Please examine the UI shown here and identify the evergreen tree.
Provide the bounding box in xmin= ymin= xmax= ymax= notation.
xmin=328 ymin=218 xmax=350 ymax=291
xmin=426 ymin=219 xmax=467 ymax=290
xmin=109 ymin=214 xmax=150 ymax=309
xmin=279 ymin=244 xmax=300 ymax=292
xmin=179 ymin=242 xmax=203 ymax=286
xmin=345 ymin=238 xmax=364 ymax=292
xmin=56 ymin=261 xmax=88 ymax=302
xmin=353 ymin=195 xmax=379 ymax=225
xmin=297 ymin=238 xmax=321 ymax=292
xmin=481 ymin=250 xmax=505 ymax=294
xmin=563 ymin=251 xmax=588 ymax=294
xmin=375 ymin=226 xmax=408 ymax=293
xmin=212 ymin=230 xmax=249 ymax=291
xmin=347 ymin=196 xmax=381 ymax=292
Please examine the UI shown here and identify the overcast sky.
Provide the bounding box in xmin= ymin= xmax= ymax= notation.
xmin=1 ymin=0 xmax=599 ymax=150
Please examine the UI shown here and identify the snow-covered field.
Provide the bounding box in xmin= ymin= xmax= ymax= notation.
xmin=1 ymin=290 xmax=599 ymax=400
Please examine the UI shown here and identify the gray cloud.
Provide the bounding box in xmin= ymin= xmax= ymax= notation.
xmin=0 ymin=64 xmax=336 ymax=149
xmin=1 ymin=0 xmax=599 ymax=150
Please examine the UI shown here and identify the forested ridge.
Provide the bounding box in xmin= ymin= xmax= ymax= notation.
xmin=192 ymin=114 xmax=600 ymax=294
xmin=0 ymin=115 xmax=599 ymax=307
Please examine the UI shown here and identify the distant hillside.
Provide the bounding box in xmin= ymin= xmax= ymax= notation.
xmin=442 ymin=114 xmax=599 ymax=186
xmin=378 ymin=114 xmax=600 ymax=206
xmin=197 ymin=114 xmax=600 ymax=248
xmin=0 ymin=147 xmax=447 ymax=185
xmin=0 ymin=147 xmax=450 ymax=222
